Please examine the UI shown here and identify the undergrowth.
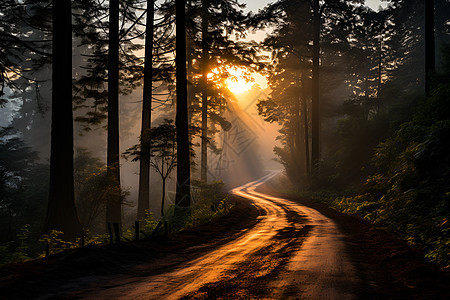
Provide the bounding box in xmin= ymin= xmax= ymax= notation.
xmin=0 ymin=181 xmax=233 ymax=266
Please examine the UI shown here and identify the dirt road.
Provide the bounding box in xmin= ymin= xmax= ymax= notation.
xmin=68 ymin=171 xmax=364 ymax=299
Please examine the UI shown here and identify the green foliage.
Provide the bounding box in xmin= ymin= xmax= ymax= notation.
xmin=0 ymin=224 xmax=31 ymax=265
xmin=140 ymin=211 xmax=159 ymax=236
xmin=122 ymin=211 xmax=158 ymax=241
xmin=185 ymin=181 xmax=234 ymax=228
xmin=79 ymin=230 xmax=110 ymax=246
xmin=322 ymin=73 xmax=450 ymax=268
xmin=186 ymin=197 xmax=233 ymax=228
xmin=39 ymin=230 xmax=78 ymax=256
xmin=163 ymin=180 xmax=233 ymax=230
xmin=0 ymin=184 xmax=232 ymax=265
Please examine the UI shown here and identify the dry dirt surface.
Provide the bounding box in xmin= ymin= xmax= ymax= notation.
xmin=1 ymin=171 xmax=449 ymax=299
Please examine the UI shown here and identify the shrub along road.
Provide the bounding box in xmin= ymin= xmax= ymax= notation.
xmin=1 ymin=172 xmax=449 ymax=299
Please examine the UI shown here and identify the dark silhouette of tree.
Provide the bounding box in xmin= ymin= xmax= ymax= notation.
xmin=308 ymin=0 xmax=364 ymax=177
xmin=72 ymin=0 xmax=176 ymax=214
xmin=256 ymin=0 xmax=312 ymax=184
xmin=137 ymin=0 xmax=155 ymax=220
xmin=346 ymin=8 xmax=390 ymax=100
xmin=124 ymin=120 xmax=177 ymax=217
xmin=384 ymin=0 xmax=426 ymax=94
xmin=44 ymin=0 xmax=82 ymax=240
xmin=148 ymin=120 xmax=177 ymax=217
xmin=255 ymin=0 xmax=361 ymax=186
xmin=72 ymin=0 xmax=146 ymax=130
xmin=319 ymin=0 xmax=448 ymax=189
xmin=200 ymin=0 xmax=209 ymax=182
xmin=300 ymin=71 xmax=311 ymax=178
xmin=106 ymin=0 xmax=122 ymax=228
xmin=72 ymin=0 xmax=175 ymax=221
xmin=0 ymin=1 xmax=51 ymax=109
xmin=311 ymin=0 xmax=321 ymax=177
xmin=175 ymin=0 xmax=191 ymax=213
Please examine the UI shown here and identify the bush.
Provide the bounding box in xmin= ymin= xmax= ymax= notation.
xmin=39 ymin=230 xmax=78 ymax=256
xmin=324 ymin=106 xmax=450 ymax=268
xmin=180 ymin=180 xmax=234 ymax=229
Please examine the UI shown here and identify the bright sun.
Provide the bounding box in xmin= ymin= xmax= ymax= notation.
xmin=208 ymin=67 xmax=254 ymax=95
xmin=225 ymin=67 xmax=254 ymax=94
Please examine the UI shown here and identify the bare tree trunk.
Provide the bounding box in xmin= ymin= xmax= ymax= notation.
xmin=44 ymin=0 xmax=82 ymax=241
xmin=187 ymin=37 xmax=194 ymax=128
xmin=311 ymin=0 xmax=321 ymax=177
xmin=161 ymin=177 xmax=166 ymax=217
xmin=137 ymin=0 xmax=155 ymax=220
xmin=425 ymin=0 xmax=435 ymax=96
xmin=106 ymin=0 xmax=122 ymax=227
xmin=200 ymin=0 xmax=209 ymax=182
xmin=294 ymin=86 xmax=302 ymax=181
xmin=301 ymin=71 xmax=311 ymax=179
xmin=175 ymin=0 xmax=191 ymax=213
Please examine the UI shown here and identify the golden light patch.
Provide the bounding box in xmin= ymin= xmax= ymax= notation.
xmin=225 ymin=67 xmax=253 ymax=94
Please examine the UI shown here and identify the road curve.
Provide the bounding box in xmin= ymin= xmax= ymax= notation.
xmin=73 ymin=172 xmax=361 ymax=299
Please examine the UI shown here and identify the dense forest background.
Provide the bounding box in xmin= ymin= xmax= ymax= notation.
xmin=256 ymin=0 xmax=450 ymax=268
xmin=1 ymin=0 xmax=449 ymax=269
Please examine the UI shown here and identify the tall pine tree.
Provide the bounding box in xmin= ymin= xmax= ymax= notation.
xmin=137 ymin=0 xmax=155 ymax=220
xmin=44 ymin=0 xmax=82 ymax=240
xmin=106 ymin=0 xmax=122 ymax=227
xmin=175 ymin=0 xmax=191 ymax=213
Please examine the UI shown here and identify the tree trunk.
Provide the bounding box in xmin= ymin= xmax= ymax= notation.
xmin=425 ymin=0 xmax=435 ymax=96
xmin=175 ymin=0 xmax=191 ymax=213
xmin=301 ymin=71 xmax=310 ymax=179
xmin=200 ymin=0 xmax=209 ymax=182
xmin=187 ymin=37 xmax=194 ymax=128
xmin=294 ymin=86 xmax=302 ymax=181
xmin=311 ymin=0 xmax=320 ymax=177
xmin=44 ymin=0 xmax=82 ymax=240
xmin=137 ymin=0 xmax=154 ymax=220
xmin=161 ymin=177 xmax=166 ymax=217
xmin=106 ymin=0 xmax=122 ymax=227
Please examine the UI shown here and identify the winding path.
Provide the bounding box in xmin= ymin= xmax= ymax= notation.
xmin=71 ymin=171 xmax=362 ymax=299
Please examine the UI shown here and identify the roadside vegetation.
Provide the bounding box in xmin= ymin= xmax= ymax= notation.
xmin=0 ymin=180 xmax=232 ymax=266
xmin=319 ymin=50 xmax=450 ymax=269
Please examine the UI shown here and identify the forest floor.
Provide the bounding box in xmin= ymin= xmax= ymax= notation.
xmin=0 ymin=172 xmax=449 ymax=299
